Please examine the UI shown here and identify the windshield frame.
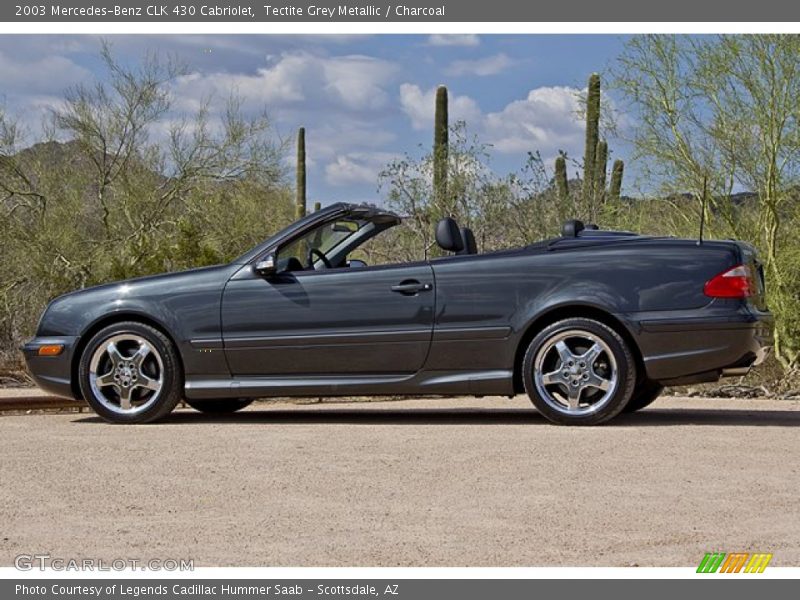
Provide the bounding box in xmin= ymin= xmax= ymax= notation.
xmin=234 ymin=203 xmax=402 ymax=267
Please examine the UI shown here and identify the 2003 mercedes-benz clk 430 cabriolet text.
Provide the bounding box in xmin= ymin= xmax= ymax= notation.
xmin=23 ymin=203 xmax=773 ymax=425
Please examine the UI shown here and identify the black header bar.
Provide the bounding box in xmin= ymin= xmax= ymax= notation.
xmin=4 ymin=0 xmax=800 ymax=22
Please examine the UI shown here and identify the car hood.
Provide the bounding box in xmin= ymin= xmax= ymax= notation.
xmin=54 ymin=264 xmax=233 ymax=300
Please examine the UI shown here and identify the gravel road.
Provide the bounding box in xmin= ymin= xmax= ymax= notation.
xmin=1 ymin=396 xmax=799 ymax=567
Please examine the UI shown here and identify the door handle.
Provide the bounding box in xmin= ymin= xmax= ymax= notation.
xmin=391 ymin=280 xmax=432 ymax=295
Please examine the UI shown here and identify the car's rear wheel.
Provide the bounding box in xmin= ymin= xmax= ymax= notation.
xmin=185 ymin=398 xmax=254 ymax=414
xmin=623 ymin=380 xmax=664 ymax=413
xmin=78 ymin=321 xmax=182 ymax=424
xmin=522 ymin=318 xmax=636 ymax=425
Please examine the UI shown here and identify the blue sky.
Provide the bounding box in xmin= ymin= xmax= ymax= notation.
xmin=0 ymin=34 xmax=632 ymax=205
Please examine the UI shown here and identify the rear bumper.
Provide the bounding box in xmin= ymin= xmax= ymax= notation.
xmin=632 ymin=309 xmax=773 ymax=386
xmin=21 ymin=336 xmax=79 ymax=399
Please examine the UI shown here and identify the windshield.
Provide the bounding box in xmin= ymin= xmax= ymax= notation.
xmin=277 ymin=218 xmax=365 ymax=267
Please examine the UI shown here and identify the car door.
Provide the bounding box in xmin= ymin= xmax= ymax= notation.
xmin=221 ymin=262 xmax=435 ymax=376
xmin=425 ymin=254 xmax=520 ymax=372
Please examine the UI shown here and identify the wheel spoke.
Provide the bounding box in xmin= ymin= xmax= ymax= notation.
xmin=580 ymin=342 xmax=603 ymax=365
xmin=106 ymin=342 xmax=124 ymax=367
xmin=95 ymin=371 xmax=116 ymax=387
xmin=133 ymin=375 xmax=160 ymax=392
xmin=585 ymin=371 xmax=611 ymax=392
xmin=541 ymin=369 xmax=562 ymax=386
xmin=131 ymin=343 xmax=151 ymax=368
xmin=554 ymin=340 xmax=574 ymax=366
xmin=118 ymin=385 xmax=132 ymax=411
xmin=566 ymin=384 xmax=582 ymax=410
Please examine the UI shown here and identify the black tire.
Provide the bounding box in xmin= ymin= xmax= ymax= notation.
xmin=78 ymin=321 xmax=183 ymax=424
xmin=185 ymin=398 xmax=254 ymax=414
xmin=522 ymin=317 xmax=636 ymax=425
xmin=623 ymin=380 xmax=664 ymax=413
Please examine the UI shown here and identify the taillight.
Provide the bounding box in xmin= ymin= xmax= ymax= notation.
xmin=704 ymin=264 xmax=753 ymax=298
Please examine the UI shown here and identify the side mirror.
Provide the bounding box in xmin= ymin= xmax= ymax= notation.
xmin=254 ymin=254 xmax=277 ymax=277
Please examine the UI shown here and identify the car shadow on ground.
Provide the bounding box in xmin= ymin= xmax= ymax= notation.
xmin=72 ymin=405 xmax=800 ymax=427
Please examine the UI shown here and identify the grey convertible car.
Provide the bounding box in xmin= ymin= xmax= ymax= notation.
xmin=23 ymin=202 xmax=772 ymax=425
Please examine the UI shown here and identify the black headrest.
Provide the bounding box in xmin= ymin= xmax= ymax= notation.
xmin=436 ymin=217 xmax=464 ymax=253
xmin=458 ymin=227 xmax=477 ymax=255
xmin=561 ymin=219 xmax=585 ymax=238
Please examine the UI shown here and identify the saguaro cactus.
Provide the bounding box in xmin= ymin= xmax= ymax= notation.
xmin=609 ymin=159 xmax=624 ymax=202
xmin=433 ymin=85 xmax=449 ymax=211
xmin=582 ymin=73 xmax=601 ymax=205
xmin=593 ymin=140 xmax=608 ymax=206
xmin=554 ymin=155 xmax=569 ymax=204
xmin=295 ymin=127 xmax=306 ymax=220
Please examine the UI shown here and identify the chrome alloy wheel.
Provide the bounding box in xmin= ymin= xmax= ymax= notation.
xmin=533 ymin=329 xmax=618 ymax=416
xmin=88 ymin=334 xmax=164 ymax=415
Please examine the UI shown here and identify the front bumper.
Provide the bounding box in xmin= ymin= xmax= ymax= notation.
xmin=21 ymin=336 xmax=80 ymax=399
xmin=633 ymin=308 xmax=773 ymax=386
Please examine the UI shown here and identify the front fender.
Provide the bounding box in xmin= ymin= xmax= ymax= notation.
xmin=36 ymin=264 xmax=238 ymax=379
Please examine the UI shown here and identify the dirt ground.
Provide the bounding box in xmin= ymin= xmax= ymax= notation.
xmin=1 ymin=395 xmax=799 ymax=567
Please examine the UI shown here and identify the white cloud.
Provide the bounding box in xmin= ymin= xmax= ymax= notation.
xmin=168 ymin=51 xmax=403 ymax=195
xmin=325 ymin=152 xmax=397 ymax=187
xmin=483 ymin=86 xmax=584 ymax=159
xmin=172 ymin=51 xmax=399 ymax=114
xmin=0 ymin=51 xmax=91 ymax=95
xmin=397 ymin=83 xmax=584 ymax=162
xmin=307 ymin=121 xmax=395 ymax=160
xmin=426 ymin=34 xmax=481 ymax=47
xmin=0 ymin=51 xmax=91 ymax=138
xmin=445 ymin=53 xmax=514 ymax=77
xmin=399 ymin=84 xmax=481 ymax=131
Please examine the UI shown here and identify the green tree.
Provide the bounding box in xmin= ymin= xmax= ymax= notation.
xmin=380 ymin=122 xmax=574 ymax=262
xmin=615 ymin=34 xmax=800 ymax=368
xmin=0 ymin=42 xmax=291 ymax=367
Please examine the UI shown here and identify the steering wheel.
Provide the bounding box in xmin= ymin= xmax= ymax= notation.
xmin=306 ymin=247 xmax=332 ymax=270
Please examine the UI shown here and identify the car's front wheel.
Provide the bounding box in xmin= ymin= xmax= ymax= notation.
xmin=522 ymin=318 xmax=636 ymax=425
xmin=185 ymin=398 xmax=254 ymax=414
xmin=78 ymin=321 xmax=183 ymax=424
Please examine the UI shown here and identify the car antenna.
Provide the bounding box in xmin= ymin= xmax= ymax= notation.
xmin=697 ymin=174 xmax=708 ymax=246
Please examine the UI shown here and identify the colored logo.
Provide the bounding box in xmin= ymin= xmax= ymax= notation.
xmin=697 ymin=552 xmax=772 ymax=573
